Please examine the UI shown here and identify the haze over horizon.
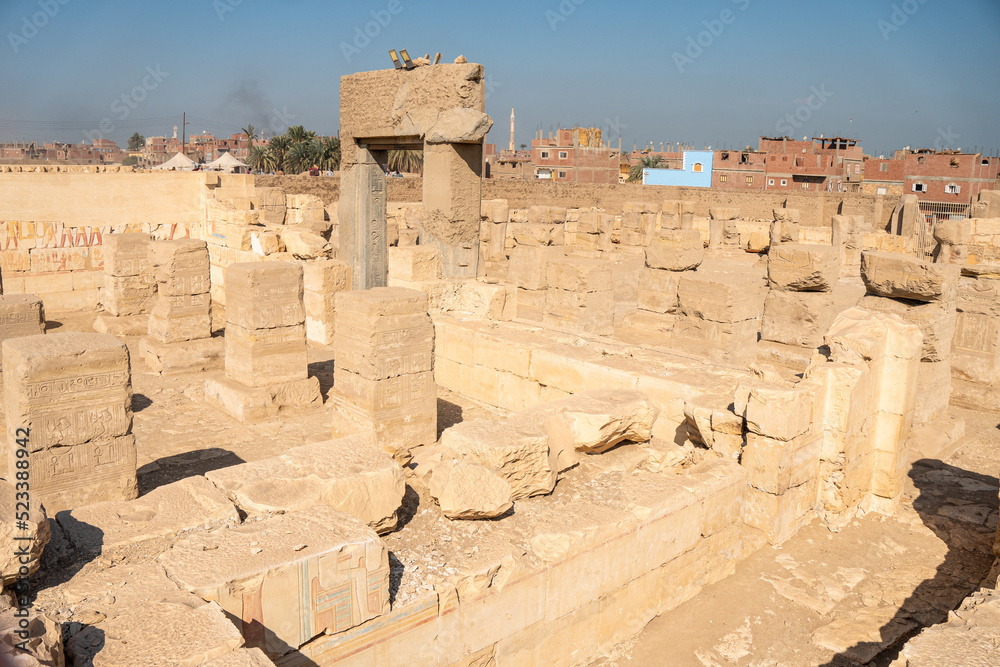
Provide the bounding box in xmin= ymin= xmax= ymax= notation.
xmin=1 ymin=0 xmax=998 ymax=157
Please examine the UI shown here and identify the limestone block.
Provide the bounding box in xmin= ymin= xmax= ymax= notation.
xmin=671 ymin=317 xmax=760 ymax=365
xmin=148 ymin=311 xmax=212 ymax=344
xmin=736 ymin=382 xmax=812 ymax=441
xmin=388 ymin=246 xmax=441 ymax=282
xmin=543 ymin=289 xmax=615 ymax=336
xmin=225 ymin=262 xmax=304 ymax=330
xmin=678 ymin=273 xmax=759 ymax=323
xmin=741 ymin=433 xmax=822 ymax=495
xmin=57 ymin=475 xmax=239 ymax=554
xmin=304 ymin=292 xmax=336 ymax=345
xmin=334 ymin=314 xmax=433 ymax=382
xmin=743 ymin=478 xmax=818 ymax=545
xmin=545 ymin=256 xmax=613 ymax=293
xmin=710 ymin=207 xmax=740 ymax=221
xmin=225 ymin=323 xmax=308 ymax=387
xmin=102 ymin=274 xmax=154 ymax=316
xmin=509 ymin=246 xmax=559 ymax=290
xmin=512 ymin=224 xmax=564 ymax=247
xmin=933 ymin=219 xmax=972 ymax=246
xmin=441 ymin=418 xmax=556 ymax=499
xmin=160 ymin=506 xmax=389 ymax=656
xmin=767 ymin=244 xmax=838 ymax=292
xmin=915 ymin=361 xmax=952 ymax=425
xmin=527 ymin=205 xmax=567 ymax=224
xmin=0 ymin=479 xmax=50 ymax=586
xmin=104 ymin=233 xmax=151 ymax=277
xmin=280 ymin=228 xmax=330 ymax=259
xmin=303 ymin=259 xmax=351 ymax=293
xmin=544 ymin=389 xmax=657 ymax=456
xmin=0 ymin=604 xmax=64 ymax=667
xmin=150 ymin=292 xmax=212 ymax=320
xmin=429 ymin=460 xmax=513 ymax=520
xmin=252 ymin=186 xmax=287 ymax=225
xmin=645 ymin=230 xmax=704 ymax=271
xmin=3 ymin=333 xmax=137 ymax=515
xmin=0 ymin=295 xmax=46 ymax=359
xmin=861 ymin=252 xmax=959 ymax=302
xmin=481 ymin=199 xmax=510 ymax=223
xmin=953 ymin=275 xmax=1000 ymax=384
xmin=825 ymin=307 xmax=923 ymax=369
xmin=516 ymin=287 xmax=546 ymax=321
xmin=87 ymin=600 xmax=244 ymax=667
xmin=858 ymin=295 xmax=956 ymax=363
xmin=773 ymin=208 xmax=800 ymax=223
xmin=149 ymin=239 xmax=211 ymax=295
xmin=761 ymin=289 xmax=836 ymax=348
xmin=638 ymin=269 xmax=680 ymax=314
xmin=140 ymin=336 xmax=224 ymax=375
xmin=205 ymin=436 xmax=405 ymax=534
xmin=577 ymin=211 xmax=613 ymax=235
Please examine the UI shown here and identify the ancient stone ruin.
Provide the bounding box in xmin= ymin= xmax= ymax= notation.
xmin=0 ymin=60 xmax=998 ymax=667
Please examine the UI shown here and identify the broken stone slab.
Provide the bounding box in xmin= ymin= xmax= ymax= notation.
xmin=56 ymin=475 xmax=239 ymax=555
xmin=388 ymin=246 xmax=441 ymax=282
xmin=205 ymin=436 xmax=404 ymax=534
xmin=858 ymin=294 xmax=956 ymax=363
xmin=441 ymin=417 xmax=556 ymax=500
xmin=429 ymin=460 xmax=513 ymax=520
xmin=683 ymin=394 xmax=743 ymax=459
xmin=0 ymin=600 xmax=64 ymax=667
xmin=773 ymin=208 xmax=800 ymax=223
xmin=861 ymin=251 xmax=959 ymax=302
xmin=761 ymin=289 xmax=836 ymax=349
xmin=735 ymin=381 xmax=812 ymax=442
xmin=543 ymin=389 xmax=658 ymax=455
xmin=425 ymin=108 xmax=494 ymax=143
xmin=645 ymin=230 xmax=704 ymax=271
xmin=0 ymin=479 xmax=50 ymax=587
xmin=678 ymin=273 xmax=761 ymax=323
xmin=0 ymin=294 xmax=46 ymax=361
xmin=824 ymin=307 xmax=923 ymax=368
xmin=280 ymin=228 xmax=331 ymax=259
xmin=80 ymin=600 xmax=245 ymax=667
xmin=93 ymin=313 xmax=149 ymax=337
xmin=140 ymin=335 xmax=225 ymax=375
xmin=767 ymin=244 xmax=838 ymax=292
xmin=709 ymin=207 xmax=740 ymax=221
xmin=159 ymin=506 xmax=390 ymax=656
xmin=204 ymin=374 xmax=322 ymax=423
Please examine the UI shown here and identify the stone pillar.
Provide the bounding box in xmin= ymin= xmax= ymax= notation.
xmin=304 ymin=260 xmax=351 ymax=346
xmin=422 ymin=142 xmax=482 ymax=279
xmin=338 ymin=150 xmax=388 ymax=291
xmin=140 ymin=240 xmax=224 ymax=374
xmin=330 ymin=287 xmax=436 ymax=463
xmin=102 ymin=233 xmax=153 ymax=317
xmin=3 ymin=332 xmax=137 ymax=515
xmin=205 ymin=262 xmax=321 ymax=422
xmin=0 ymin=295 xmax=45 ymax=363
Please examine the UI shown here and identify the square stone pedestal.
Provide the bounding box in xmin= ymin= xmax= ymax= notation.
xmin=94 ymin=313 xmax=149 ymax=337
xmin=140 ymin=336 xmax=224 ymax=375
xmin=205 ymin=373 xmax=321 ymax=422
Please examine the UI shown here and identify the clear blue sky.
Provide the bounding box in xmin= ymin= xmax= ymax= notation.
xmin=1 ymin=0 xmax=997 ymax=156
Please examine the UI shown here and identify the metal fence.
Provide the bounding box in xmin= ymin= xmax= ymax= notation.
xmin=919 ymin=200 xmax=971 ymax=225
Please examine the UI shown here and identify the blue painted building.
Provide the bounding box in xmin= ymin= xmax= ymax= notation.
xmin=642 ymin=150 xmax=714 ymax=187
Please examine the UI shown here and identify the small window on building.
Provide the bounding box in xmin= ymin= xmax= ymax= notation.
xmin=693 ymin=163 xmax=703 ymax=173
xmin=540 ymin=151 xmax=549 ymax=159
xmin=745 ymin=176 xmax=754 ymax=184
xmin=918 ymin=156 xmax=926 ymax=164
xmin=801 ymin=183 xmax=809 ymax=190
xmin=946 ymin=183 xmax=961 ymax=194
xmin=720 ymin=174 xmax=728 ymax=183
xmin=983 ymin=158 xmax=990 ymax=166
xmin=880 ymin=163 xmax=889 ymax=172
xmin=854 ymin=165 xmax=861 ymax=173
xmin=558 ymin=171 xmax=567 ymax=179
xmin=781 ymin=179 xmax=788 ymax=187
xmin=913 ymin=183 xmax=927 ymax=193
xmin=721 ymin=152 xmax=730 ymax=161
xmin=877 ymin=187 xmax=888 ymax=195
xmin=768 ymin=179 xmax=775 ymax=186
xmin=559 ymin=151 xmax=568 ymax=160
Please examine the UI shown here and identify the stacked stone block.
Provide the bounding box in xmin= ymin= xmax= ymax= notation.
xmin=3 ymin=332 xmax=137 ymax=515
xmin=0 ymin=294 xmax=45 ymax=362
xmin=303 ymin=259 xmax=351 ymax=346
xmin=330 ymin=287 xmax=436 ymax=462
xmin=148 ymin=239 xmax=212 ymax=344
xmin=479 ymin=199 xmax=510 ymax=280
xmin=673 ymin=271 xmax=760 ymax=365
xmin=565 ymin=209 xmax=613 ymax=253
xmin=101 ymin=233 xmax=153 ymax=316
xmin=762 ymin=244 xmax=838 ymax=350
xmin=543 ymin=256 xmax=614 ymax=336
xmin=509 ymin=246 xmax=558 ymax=322
xmin=860 ymin=251 xmax=959 ymax=425
xmin=205 ymin=262 xmax=321 ymax=421
xmin=952 ymin=266 xmax=1000 ymax=388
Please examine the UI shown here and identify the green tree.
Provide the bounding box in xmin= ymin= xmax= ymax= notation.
xmin=627 ymin=155 xmax=662 ymax=183
xmin=388 ymin=149 xmax=423 ymax=174
xmin=241 ymin=124 xmax=256 ymax=157
xmin=312 ymin=136 xmax=341 ymax=171
xmin=127 ymin=133 xmax=145 ymax=151
xmin=284 ymin=140 xmax=315 ymax=174
xmin=285 ymin=125 xmax=314 ymax=144
xmin=268 ymin=135 xmax=291 ymax=172
xmin=246 ymin=145 xmax=276 ymax=173
xmin=122 ymin=155 xmax=139 ymax=167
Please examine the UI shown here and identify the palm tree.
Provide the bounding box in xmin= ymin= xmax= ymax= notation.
xmin=241 ymin=124 xmax=256 ymax=158
xmin=246 ymin=145 xmax=276 ymax=173
xmin=627 ymin=155 xmax=663 ymax=183
xmin=128 ymin=132 xmax=145 ymax=151
xmin=284 ymin=140 xmax=316 ymax=174
xmin=285 ymin=125 xmax=314 ymax=144
xmin=387 ymin=149 xmax=423 ymax=174
xmin=312 ymin=137 xmax=341 ymax=171
xmin=268 ymin=135 xmax=291 ymax=171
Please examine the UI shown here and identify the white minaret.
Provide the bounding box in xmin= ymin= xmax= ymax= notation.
xmin=509 ymin=109 xmax=516 ymax=152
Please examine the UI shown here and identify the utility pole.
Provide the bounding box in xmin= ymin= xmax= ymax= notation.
xmin=182 ymin=112 xmax=189 ymax=155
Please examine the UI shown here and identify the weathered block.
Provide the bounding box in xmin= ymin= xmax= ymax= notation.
xmin=388 ymin=246 xmax=442 ymax=282
xmin=225 ymin=324 xmax=308 ymax=387
xmin=637 ymin=269 xmax=680 ymax=314
xmin=858 ymin=295 xmax=956 ymax=363
xmin=861 ymin=251 xmax=959 ymax=302
xmin=102 ymin=274 xmax=154 ymax=316
xmin=204 ymin=374 xmax=321 ymax=422
xmin=149 ymin=239 xmax=211 ymax=296
xmin=3 ymin=332 xmax=137 ymax=514
xmin=768 ymin=244 xmax=838 ymax=292
xmin=140 ymin=335 xmax=224 ymax=375
xmin=338 ymin=160 xmax=388 ymax=290
xmin=678 ymin=273 xmax=760 ymax=323
xmin=225 ymin=262 xmax=305 ymax=330
xmin=0 ymin=294 xmax=45 ymax=361
xmin=761 ymin=290 xmax=836 ymax=348
xmin=104 ymin=233 xmax=151 ymax=277
xmin=645 ymin=230 xmax=704 ymax=271
xmin=0 ymin=479 xmax=50 ymax=586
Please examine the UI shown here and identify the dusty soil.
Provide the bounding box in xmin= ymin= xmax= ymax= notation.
xmin=590 ymin=405 xmax=1000 ymax=667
